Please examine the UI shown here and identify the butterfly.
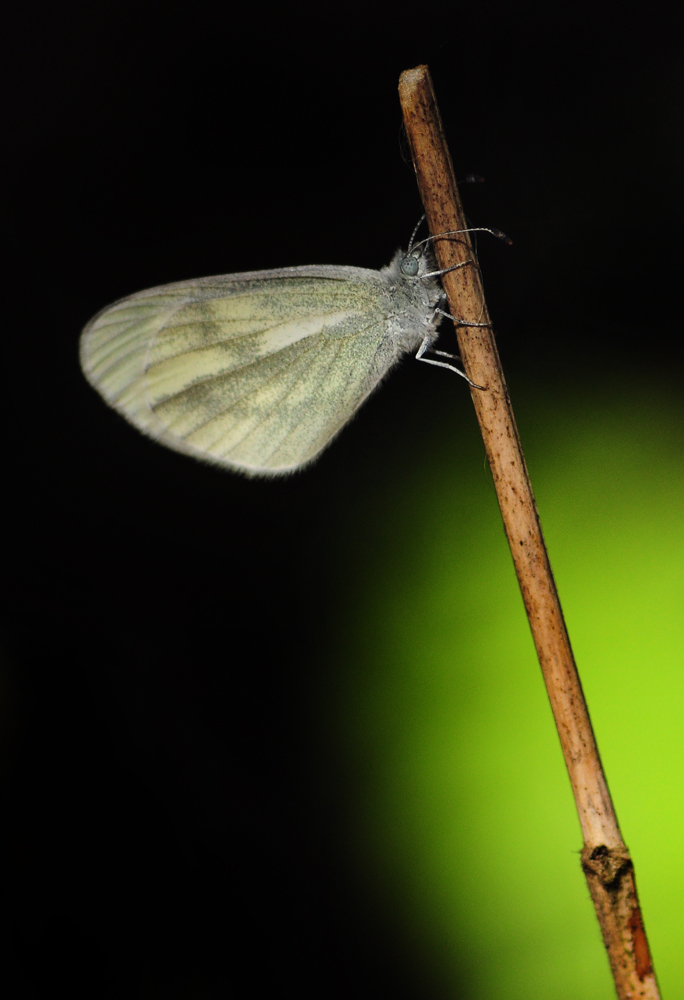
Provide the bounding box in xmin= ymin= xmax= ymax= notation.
xmin=80 ymin=224 xmax=499 ymax=477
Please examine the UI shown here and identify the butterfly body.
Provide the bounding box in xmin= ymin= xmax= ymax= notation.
xmin=80 ymin=249 xmax=443 ymax=476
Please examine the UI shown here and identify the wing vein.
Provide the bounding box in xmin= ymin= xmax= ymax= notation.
xmin=161 ymin=338 xmax=324 ymax=440
xmin=226 ymin=338 xmax=345 ymax=459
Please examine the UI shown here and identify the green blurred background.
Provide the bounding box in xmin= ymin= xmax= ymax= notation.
xmin=322 ymin=381 xmax=684 ymax=998
xmin=4 ymin=1 xmax=684 ymax=996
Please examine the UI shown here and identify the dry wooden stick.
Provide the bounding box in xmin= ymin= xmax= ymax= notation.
xmin=398 ymin=64 xmax=659 ymax=1000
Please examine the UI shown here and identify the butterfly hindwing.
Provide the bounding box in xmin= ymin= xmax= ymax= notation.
xmin=80 ymin=266 xmax=401 ymax=475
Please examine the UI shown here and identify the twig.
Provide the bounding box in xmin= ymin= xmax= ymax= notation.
xmin=398 ymin=64 xmax=659 ymax=1000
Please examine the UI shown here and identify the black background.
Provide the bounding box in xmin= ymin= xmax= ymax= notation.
xmin=3 ymin=2 xmax=684 ymax=996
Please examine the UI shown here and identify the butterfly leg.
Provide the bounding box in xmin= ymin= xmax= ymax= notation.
xmin=432 ymin=349 xmax=462 ymax=360
xmin=434 ymin=307 xmax=491 ymax=328
xmin=415 ymin=336 xmax=486 ymax=389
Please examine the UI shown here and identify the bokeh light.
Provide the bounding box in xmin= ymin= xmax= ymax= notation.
xmin=332 ymin=381 xmax=684 ymax=998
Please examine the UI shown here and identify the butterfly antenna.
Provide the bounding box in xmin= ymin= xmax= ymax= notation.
xmin=407 ymin=214 xmax=427 ymax=253
xmin=412 ymin=227 xmax=512 ymax=253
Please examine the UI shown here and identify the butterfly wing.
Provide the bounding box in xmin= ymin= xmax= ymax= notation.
xmin=80 ymin=266 xmax=402 ymax=475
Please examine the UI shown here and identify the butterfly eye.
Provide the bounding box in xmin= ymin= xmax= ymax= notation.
xmin=400 ymin=254 xmax=420 ymax=276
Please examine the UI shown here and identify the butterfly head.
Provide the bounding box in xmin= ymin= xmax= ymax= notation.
xmin=398 ymin=244 xmax=439 ymax=281
xmin=399 ymin=253 xmax=420 ymax=277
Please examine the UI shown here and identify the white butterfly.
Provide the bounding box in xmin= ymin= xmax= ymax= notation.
xmin=80 ymin=226 xmax=492 ymax=477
